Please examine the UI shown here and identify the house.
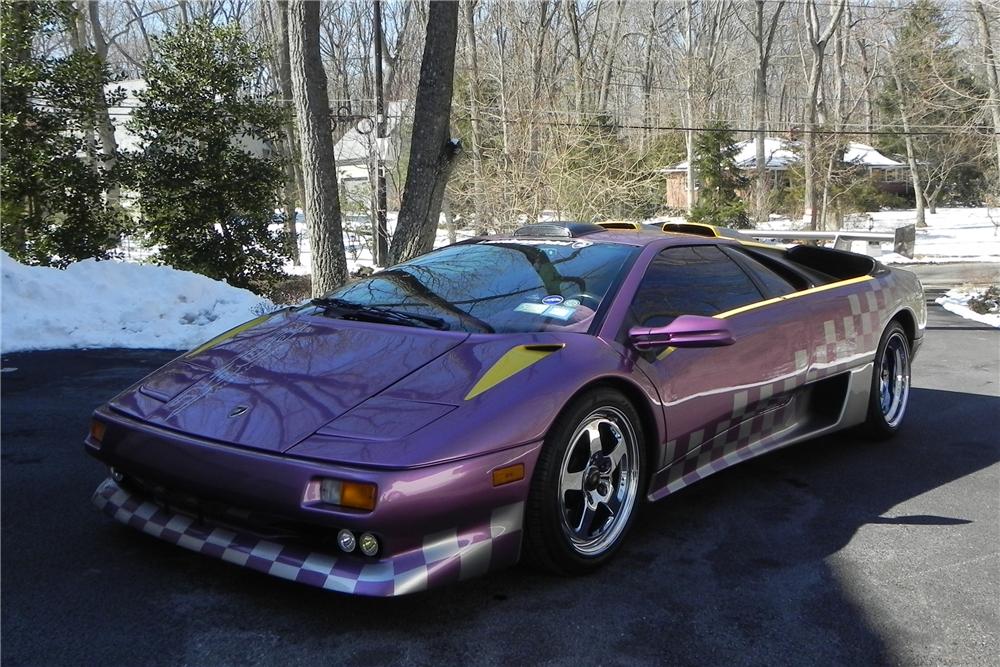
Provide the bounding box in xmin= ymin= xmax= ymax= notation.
xmin=661 ymin=137 xmax=910 ymax=210
xmin=107 ymin=79 xmax=404 ymax=193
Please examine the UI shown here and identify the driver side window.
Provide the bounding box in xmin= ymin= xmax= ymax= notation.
xmin=628 ymin=245 xmax=764 ymax=327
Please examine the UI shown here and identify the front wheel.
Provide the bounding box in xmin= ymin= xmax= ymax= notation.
xmin=523 ymin=388 xmax=645 ymax=575
xmin=861 ymin=321 xmax=911 ymax=439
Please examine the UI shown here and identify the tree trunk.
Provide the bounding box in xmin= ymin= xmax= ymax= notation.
xmin=750 ymin=0 xmax=785 ymax=226
xmin=565 ymin=1 xmax=586 ymax=114
xmin=443 ymin=197 xmax=456 ymax=245
xmin=529 ymin=1 xmax=553 ymax=155
xmin=388 ymin=1 xmax=460 ymax=265
xmin=288 ymin=0 xmax=348 ymax=294
xmin=975 ymin=1 xmax=1000 ymax=177
xmin=596 ymin=0 xmax=626 ymax=112
xmin=802 ymin=0 xmax=846 ymax=230
xmin=641 ymin=3 xmax=658 ymax=148
xmin=69 ymin=4 xmax=96 ymax=169
xmin=463 ymin=0 xmax=486 ymax=235
xmin=269 ymin=0 xmax=301 ymax=265
xmin=684 ymin=0 xmax=696 ymax=212
xmin=86 ymin=2 xmax=120 ymax=209
xmin=754 ymin=34 xmax=767 ymax=224
xmin=892 ymin=68 xmax=926 ymax=229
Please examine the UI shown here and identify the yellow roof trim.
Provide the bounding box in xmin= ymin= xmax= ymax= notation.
xmin=713 ymin=275 xmax=874 ymax=319
xmin=465 ymin=344 xmax=566 ymax=400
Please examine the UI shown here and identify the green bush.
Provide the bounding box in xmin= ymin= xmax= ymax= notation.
xmin=124 ymin=20 xmax=287 ymax=291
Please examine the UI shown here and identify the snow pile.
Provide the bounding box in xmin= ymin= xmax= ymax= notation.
xmin=935 ymin=287 xmax=1000 ymax=328
xmin=1 ymin=251 xmax=271 ymax=353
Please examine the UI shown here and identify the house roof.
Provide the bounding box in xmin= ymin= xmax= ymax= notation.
xmin=664 ymin=137 xmax=904 ymax=172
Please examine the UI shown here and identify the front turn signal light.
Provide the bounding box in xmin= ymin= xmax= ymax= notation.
xmin=316 ymin=479 xmax=378 ymax=511
xmin=90 ymin=420 xmax=107 ymax=444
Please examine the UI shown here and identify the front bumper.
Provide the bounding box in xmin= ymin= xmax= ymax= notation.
xmin=93 ymin=478 xmax=524 ymax=596
xmin=87 ymin=409 xmax=542 ymax=596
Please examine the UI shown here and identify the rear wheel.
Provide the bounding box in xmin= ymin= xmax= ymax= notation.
xmin=861 ymin=321 xmax=911 ymax=439
xmin=523 ymin=388 xmax=645 ymax=575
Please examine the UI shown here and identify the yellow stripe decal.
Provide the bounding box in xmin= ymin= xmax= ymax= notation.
xmin=185 ymin=313 xmax=272 ymax=357
xmin=656 ymin=346 xmax=678 ymax=361
xmin=713 ymin=275 xmax=874 ymax=319
xmin=464 ymin=344 xmax=565 ymax=400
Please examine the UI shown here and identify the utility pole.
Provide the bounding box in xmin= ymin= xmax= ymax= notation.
xmin=372 ymin=0 xmax=389 ymax=266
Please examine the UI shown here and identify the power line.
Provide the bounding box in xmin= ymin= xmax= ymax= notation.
xmin=454 ymin=114 xmax=999 ymax=136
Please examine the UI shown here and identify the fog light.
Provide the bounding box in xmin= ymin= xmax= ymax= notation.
xmin=359 ymin=532 xmax=379 ymax=557
xmin=337 ymin=529 xmax=356 ymax=553
xmin=110 ymin=467 xmax=125 ymax=483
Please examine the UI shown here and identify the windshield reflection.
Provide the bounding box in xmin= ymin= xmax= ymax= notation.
xmin=313 ymin=240 xmax=637 ymax=334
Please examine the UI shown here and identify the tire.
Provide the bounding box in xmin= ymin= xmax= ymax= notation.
xmin=861 ymin=321 xmax=911 ymax=440
xmin=523 ymin=387 xmax=646 ymax=575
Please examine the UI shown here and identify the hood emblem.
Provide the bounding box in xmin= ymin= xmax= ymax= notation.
xmin=228 ymin=405 xmax=249 ymax=418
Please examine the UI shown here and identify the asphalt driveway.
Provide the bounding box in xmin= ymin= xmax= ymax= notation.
xmin=1 ymin=296 xmax=997 ymax=666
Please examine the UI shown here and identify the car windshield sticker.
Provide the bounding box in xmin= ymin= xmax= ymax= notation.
xmin=564 ymin=299 xmax=581 ymax=308
xmin=515 ymin=303 xmax=548 ymax=315
xmin=541 ymin=295 xmax=564 ymax=305
xmin=514 ymin=303 xmax=577 ymax=320
xmin=542 ymin=305 xmax=575 ymax=320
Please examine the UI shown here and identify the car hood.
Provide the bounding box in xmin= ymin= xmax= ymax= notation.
xmin=109 ymin=311 xmax=469 ymax=453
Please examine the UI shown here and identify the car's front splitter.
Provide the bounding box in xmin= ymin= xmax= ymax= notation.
xmin=93 ymin=478 xmax=525 ymax=597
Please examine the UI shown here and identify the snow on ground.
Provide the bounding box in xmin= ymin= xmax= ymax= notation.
xmin=934 ymin=288 xmax=1000 ymax=328
xmin=1 ymin=251 xmax=271 ymax=353
xmin=751 ymin=207 xmax=1000 ymax=265
xmin=286 ymin=212 xmax=477 ymax=277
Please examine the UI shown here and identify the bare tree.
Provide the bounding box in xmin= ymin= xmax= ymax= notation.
xmin=741 ymin=0 xmax=786 ymax=225
xmin=974 ymin=1 xmax=1000 ymax=177
xmin=891 ymin=61 xmax=927 ymax=229
xmin=263 ymin=0 xmax=301 ymax=265
xmin=802 ymin=0 xmax=847 ymax=230
xmin=463 ymin=0 xmax=486 ymax=233
xmin=287 ymin=0 xmax=347 ymax=294
xmin=388 ymin=1 xmax=460 ymax=265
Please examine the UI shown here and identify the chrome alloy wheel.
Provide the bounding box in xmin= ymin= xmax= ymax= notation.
xmin=557 ymin=407 xmax=640 ymax=556
xmin=878 ymin=330 xmax=911 ymax=428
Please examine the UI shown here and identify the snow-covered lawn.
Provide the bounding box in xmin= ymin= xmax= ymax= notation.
xmin=284 ymin=212 xmax=477 ymax=277
xmin=935 ymin=287 xmax=1000 ymax=328
xmin=750 ymin=206 xmax=1000 ymax=265
xmin=1 ymin=251 xmax=271 ymax=353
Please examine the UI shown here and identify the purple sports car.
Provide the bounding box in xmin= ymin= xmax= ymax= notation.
xmin=86 ymin=222 xmax=925 ymax=596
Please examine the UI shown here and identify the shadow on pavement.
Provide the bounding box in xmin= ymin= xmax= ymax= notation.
xmin=2 ymin=350 xmax=998 ymax=666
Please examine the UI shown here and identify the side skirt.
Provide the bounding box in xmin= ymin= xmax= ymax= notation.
xmin=646 ymin=362 xmax=873 ymax=502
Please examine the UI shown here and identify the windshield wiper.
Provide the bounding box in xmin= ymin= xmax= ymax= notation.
xmin=310 ymin=297 xmax=449 ymax=330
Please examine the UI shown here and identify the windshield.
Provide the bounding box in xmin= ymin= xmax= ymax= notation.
xmin=316 ymin=240 xmax=637 ymax=334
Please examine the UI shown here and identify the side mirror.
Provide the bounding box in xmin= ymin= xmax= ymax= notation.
xmin=628 ymin=314 xmax=735 ymax=350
